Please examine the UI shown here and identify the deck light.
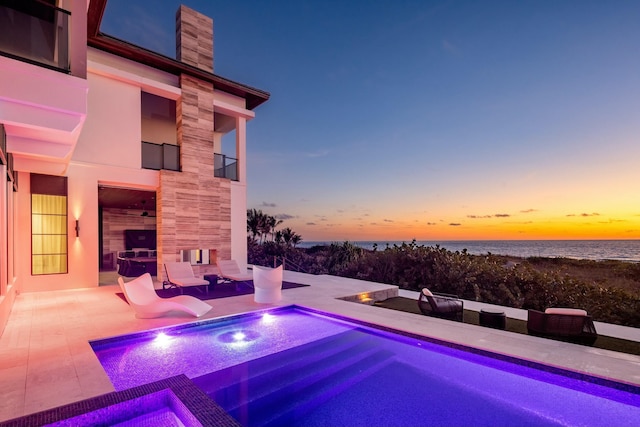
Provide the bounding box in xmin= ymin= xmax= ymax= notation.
xmin=75 ymin=220 xmax=80 ymax=237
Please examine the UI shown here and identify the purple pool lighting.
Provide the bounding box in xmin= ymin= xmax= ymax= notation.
xmin=91 ymin=306 xmax=640 ymax=427
xmin=45 ymin=389 xmax=199 ymax=427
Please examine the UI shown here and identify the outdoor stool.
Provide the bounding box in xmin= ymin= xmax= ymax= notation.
xmin=479 ymin=309 xmax=506 ymax=330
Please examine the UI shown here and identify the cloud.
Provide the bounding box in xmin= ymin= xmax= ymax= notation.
xmin=567 ymin=212 xmax=600 ymax=217
xmin=275 ymin=213 xmax=295 ymax=220
xmin=449 ymin=223 xmax=462 ymax=226
xmin=306 ymin=149 xmax=329 ymax=158
xmin=467 ymin=213 xmax=510 ymax=219
xmin=520 ymin=209 xmax=537 ymax=214
xmin=426 ymin=222 xmax=437 ymax=226
xmin=383 ymin=219 xmax=394 ymax=222
xmin=261 ymin=202 xmax=276 ymax=207
xmin=442 ymin=39 xmax=460 ymax=55
xmin=306 ymin=222 xmax=317 ymax=226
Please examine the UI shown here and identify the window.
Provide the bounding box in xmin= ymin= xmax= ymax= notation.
xmin=31 ymin=174 xmax=67 ymax=275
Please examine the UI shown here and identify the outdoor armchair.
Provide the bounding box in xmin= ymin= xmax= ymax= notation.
xmin=527 ymin=308 xmax=598 ymax=345
xmin=418 ymin=288 xmax=464 ymax=322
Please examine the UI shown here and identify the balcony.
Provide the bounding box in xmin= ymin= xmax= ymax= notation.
xmin=141 ymin=141 xmax=180 ymax=171
xmin=214 ymin=153 xmax=238 ymax=181
xmin=0 ymin=1 xmax=70 ymax=73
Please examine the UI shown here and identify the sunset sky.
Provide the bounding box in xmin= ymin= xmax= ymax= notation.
xmin=102 ymin=0 xmax=640 ymax=242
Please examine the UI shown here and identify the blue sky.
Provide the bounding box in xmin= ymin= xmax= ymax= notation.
xmin=102 ymin=0 xmax=640 ymax=242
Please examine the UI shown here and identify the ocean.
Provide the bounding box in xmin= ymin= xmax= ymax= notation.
xmin=298 ymin=240 xmax=640 ymax=262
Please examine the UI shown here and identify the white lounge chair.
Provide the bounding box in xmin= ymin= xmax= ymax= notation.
xmin=216 ymin=259 xmax=253 ymax=288
xmin=253 ymin=265 xmax=283 ymax=303
xmin=164 ymin=261 xmax=210 ymax=294
xmin=118 ymin=273 xmax=211 ymax=319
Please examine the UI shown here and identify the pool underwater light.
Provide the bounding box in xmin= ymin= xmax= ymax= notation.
xmin=152 ymin=332 xmax=172 ymax=349
xmin=261 ymin=312 xmax=276 ymax=324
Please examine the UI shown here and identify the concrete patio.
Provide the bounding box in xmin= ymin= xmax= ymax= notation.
xmin=1 ymin=270 xmax=639 ymax=422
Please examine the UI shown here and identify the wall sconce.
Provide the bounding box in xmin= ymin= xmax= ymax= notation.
xmin=75 ymin=220 xmax=80 ymax=238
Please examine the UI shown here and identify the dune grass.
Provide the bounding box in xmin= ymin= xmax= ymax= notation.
xmin=374 ymin=296 xmax=640 ymax=356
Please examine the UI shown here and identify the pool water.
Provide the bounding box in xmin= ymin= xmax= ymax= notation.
xmin=91 ymin=306 xmax=640 ymax=427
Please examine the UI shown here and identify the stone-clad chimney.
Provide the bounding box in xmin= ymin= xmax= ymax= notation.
xmin=176 ymin=5 xmax=214 ymax=73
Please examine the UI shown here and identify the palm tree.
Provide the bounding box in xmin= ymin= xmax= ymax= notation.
xmin=263 ymin=215 xmax=283 ymax=242
xmin=281 ymin=227 xmax=302 ymax=247
xmin=247 ymin=208 xmax=266 ymax=242
xmin=291 ymin=234 xmax=302 ymax=248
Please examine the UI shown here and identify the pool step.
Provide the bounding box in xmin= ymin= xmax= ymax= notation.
xmin=256 ymin=348 xmax=395 ymax=427
xmin=192 ymin=329 xmax=370 ymax=396
xmin=192 ymin=329 xmax=395 ymax=426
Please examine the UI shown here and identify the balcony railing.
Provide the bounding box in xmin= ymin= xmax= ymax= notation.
xmin=0 ymin=1 xmax=70 ymax=72
xmin=214 ymin=153 xmax=238 ymax=181
xmin=141 ymin=141 xmax=180 ymax=171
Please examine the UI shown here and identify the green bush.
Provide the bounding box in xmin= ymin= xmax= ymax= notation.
xmin=249 ymin=240 xmax=640 ymax=328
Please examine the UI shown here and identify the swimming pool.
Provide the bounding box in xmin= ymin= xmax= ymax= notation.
xmin=91 ymin=306 xmax=640 ymax=426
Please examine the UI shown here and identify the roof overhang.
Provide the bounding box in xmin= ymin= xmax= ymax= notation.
xmin=86 ymin=0 xmax=270 ymax=110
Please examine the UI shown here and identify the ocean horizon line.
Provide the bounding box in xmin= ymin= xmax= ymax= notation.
xmin=296 ymin=239 xmax=640 ymax=262
xmin=301 ymin=238 xmax=640 ymax=243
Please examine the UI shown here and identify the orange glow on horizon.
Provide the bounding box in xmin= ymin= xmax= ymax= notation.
xmin=290 ymin=213 xmax=640 ymax=242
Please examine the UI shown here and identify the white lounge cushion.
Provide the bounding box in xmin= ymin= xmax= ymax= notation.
xmin=171 ymin=277 xmax=209 ymax=287
xmin=545 ymin=307 xmax=588 ymax=316
xmin=165 ymin=262 xmax=209 ymax=288
xmin=217 ymin=260 xmax=252 ymax=282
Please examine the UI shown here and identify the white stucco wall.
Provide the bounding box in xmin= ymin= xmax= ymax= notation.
xmin=73 ymin=73 xmax=142 ymax=168
xmin=230 ymin=181 xmax=248 ymax=268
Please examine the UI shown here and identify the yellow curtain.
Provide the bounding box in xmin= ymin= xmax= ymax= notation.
xmin=31 ymin=194 xmax=68 ymax=275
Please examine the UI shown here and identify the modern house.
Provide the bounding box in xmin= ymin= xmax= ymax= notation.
xmin=0 ymin=0 xmax=269 ymax=334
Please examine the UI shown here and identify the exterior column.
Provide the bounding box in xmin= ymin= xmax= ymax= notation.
xmin=235 ymin=116 xmax=247 ymax=184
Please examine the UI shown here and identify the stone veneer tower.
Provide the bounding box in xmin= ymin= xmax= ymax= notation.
xmin=157 ymin=5 xmax=231 ymax=279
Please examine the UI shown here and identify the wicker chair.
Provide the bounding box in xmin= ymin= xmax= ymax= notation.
xmin=418 ymin=288 xmax=464 ymax=322
xmin=527 ymin=308 xmax=598 ymax=345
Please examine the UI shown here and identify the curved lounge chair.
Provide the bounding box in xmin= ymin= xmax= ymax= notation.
xmin=253 ymin=265 xmax=283 ymax=303
xmin=118 ymin=273 xmax=211 ymax=319
xmin=418 ymin=288 xmax=464 ymax=322
xmin=217 ymin=260 xmax=253 ymax=288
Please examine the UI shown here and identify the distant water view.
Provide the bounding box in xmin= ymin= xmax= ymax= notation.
xmin=299 ymin=240 xmax=640 ymax=262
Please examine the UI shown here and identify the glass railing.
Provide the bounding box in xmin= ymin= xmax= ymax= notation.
xmin=141 ymin=141 xmax=180 ymax=171
xmin=214 ymin=153 xmax=238 ymax=181
xmin=0 ymin=2 xmax=70 ymax=72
